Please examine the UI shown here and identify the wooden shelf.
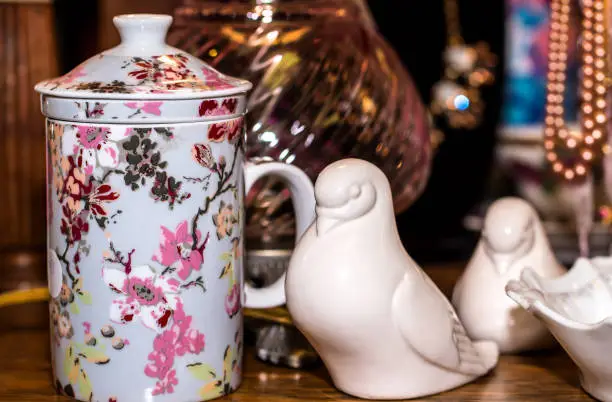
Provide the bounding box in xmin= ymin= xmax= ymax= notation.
xmin=0 ymin=265 xmax=592 ymax=401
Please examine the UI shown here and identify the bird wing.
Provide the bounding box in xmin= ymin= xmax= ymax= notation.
xmin=392 ymin=264 xmax=489 ymax=375
xmin=451 ymin=270 xmax=465 ymax=307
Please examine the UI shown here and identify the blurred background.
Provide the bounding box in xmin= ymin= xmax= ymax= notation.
xmin=2 ymin=1 xmax=597 ymax=348
xmin=51 ymin=0 xmax=505 ymax=263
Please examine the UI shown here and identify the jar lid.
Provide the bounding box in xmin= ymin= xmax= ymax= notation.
xmin=35 ymin=14 xmax=252 ymax=100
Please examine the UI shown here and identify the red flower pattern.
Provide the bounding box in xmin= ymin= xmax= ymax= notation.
xmin=57 ymin=154 xmax=121 ymax=244
xmin=59 ymin=156 xmax=92 ymax=202
xmin=60 ymin=208 xmax=90 ymax=245
xmin=128 ymin=54 xmax=195 ymax=89
xmin=88 ymin=184 xmax=120 ymax=217
xmin=223 ymin=98 xmax=238 ymax=113
xmin=58 ymin=156 xmax=93 ymax=245
xmin=198 ymin=100 xmax=219 ymax=116
xmin=198 ymin=98 xmax=239 ymax=117
xmin=207 ymin=118 xmax=243 ymax=144
xmin=192 ymin=143 xmax=216 ymax=170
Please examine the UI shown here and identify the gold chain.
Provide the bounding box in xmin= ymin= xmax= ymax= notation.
xmin=433 ymin=0 xmax=496 ymax=131
xmin=544 ymin=0 xmax=609 ymax=181
xmin=444 ymin=0 xmax=464 ymax=46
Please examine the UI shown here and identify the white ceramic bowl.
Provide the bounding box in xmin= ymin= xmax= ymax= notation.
xmin=507 ymin=257 xmax=612 ymax=401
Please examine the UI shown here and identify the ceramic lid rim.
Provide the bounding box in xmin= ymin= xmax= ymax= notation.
xmin=38 ymin=92 xmax=249 ymax=123
xmin=34 ymin=81 xmax=253 ymax=100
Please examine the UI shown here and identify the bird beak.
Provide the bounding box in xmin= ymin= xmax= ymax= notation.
xmin=490 ymin=254 xmax=513 ymax=274
xmin=316 ymin=216 xmax=341 ymax=236
xmin=482 ymin=239 xmax=513 ymax=275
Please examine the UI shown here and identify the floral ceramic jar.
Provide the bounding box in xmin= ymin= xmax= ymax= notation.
xmin=35 ymin=14 xmax=316 ymax=402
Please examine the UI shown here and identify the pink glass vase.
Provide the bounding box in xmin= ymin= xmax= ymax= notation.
xmin=168 ymin=0 xmax=432 ymax=249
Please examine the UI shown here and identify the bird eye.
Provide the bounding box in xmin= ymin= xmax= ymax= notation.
xmin=349 ymin=184 xmax=361 ymax=199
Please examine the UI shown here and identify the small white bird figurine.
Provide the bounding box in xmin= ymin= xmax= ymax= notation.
xmin=286 ymin=159 xmax=499 ymax=400
xmin=452 ymin=197 xmax=566 ymax=354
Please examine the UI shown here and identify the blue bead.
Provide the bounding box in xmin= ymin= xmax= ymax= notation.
xmin=454 ymin=95 xmax=470 ymax=111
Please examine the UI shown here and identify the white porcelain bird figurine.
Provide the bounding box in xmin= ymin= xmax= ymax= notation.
xmin=452 ymin=197 xmax=566 ymax=354
xmin=285 ymin=159 xmax=499 ymax=400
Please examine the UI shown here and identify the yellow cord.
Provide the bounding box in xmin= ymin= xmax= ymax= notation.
xmin=244 ymin=307 xmax=294 ymax=326
xmin=0 ymin=288 xmax=301 ymax=332
xmin=0 ymin=287 xmax=50 ymax=308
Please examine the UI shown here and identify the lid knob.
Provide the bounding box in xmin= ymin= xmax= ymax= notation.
xmin=113 ymin=14 xmax=172 ymax=51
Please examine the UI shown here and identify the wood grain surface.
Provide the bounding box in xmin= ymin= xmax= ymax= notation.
xmin=0 ymin=265 xmax=594 ymax=401
xmin=0 ymin=1 xmax=56 ymax=250
xmin=0 ymin=1 xmax=57 ymax=329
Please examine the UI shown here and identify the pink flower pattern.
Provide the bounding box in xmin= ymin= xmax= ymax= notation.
xmin=220 ymin=239 xmax=241 ymax=318
xmin=124 ymin=101 xmax=164 ymax=116
xmin=201 ymin=67 xmax=237 ymax=90
xmin=103 ymin=265 xmax=181 ymax=332
xmin=62 ymin=125 xmax=124 ymax=175
xmin=153 ymin=221 xmax=209 ymax=281
xmin=48 ymin=114 xmax=244 ymax=399
xmin=60 ymin=64 xmax=87 ymax=84
xmin=144 ymin=301 xmax=205 ymax=396
xmin=225 ymin=283 xmax=240 ymax=318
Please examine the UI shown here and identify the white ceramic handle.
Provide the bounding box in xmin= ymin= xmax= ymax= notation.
xmin=113 ymin=14 xmax=172 ymax=51
xmin=243 ymin=162 xmax=316 ymax=309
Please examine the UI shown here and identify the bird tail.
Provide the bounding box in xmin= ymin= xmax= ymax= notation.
xmin=450 ymin=310 xmax=500 ymax=375
xmin=469 ymin=340 xmax=499 ymax=374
